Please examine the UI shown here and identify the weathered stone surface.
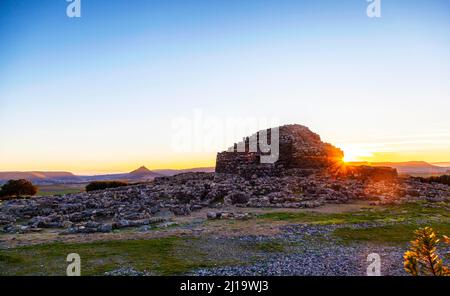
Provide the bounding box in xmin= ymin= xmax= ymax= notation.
xmin=207 ymin=212 xmax=218 ymax=219
xmin=206 ymin=211 xmax=253 ymax=220
xmin=216 ymin=124 xmax=344 ymax=177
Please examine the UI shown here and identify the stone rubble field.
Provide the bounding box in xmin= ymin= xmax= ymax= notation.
xmin=0 ymin=124 xmax=449 ymax=275
xmin=0 ymin=171 xmax=448 ymax=235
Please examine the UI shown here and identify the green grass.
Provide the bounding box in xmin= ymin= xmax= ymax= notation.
xmin=0 ymin=236 xmax=238 ymax=276
xmin=36 ymin=184 xmax=85 ymax=196
xmin=257 ymin=201 xmax=450 ymax=225
xmin=333 ymin=222 xmax=450 ymax=244
xmin=0 ymin=253 xmax=24 ymax=264
xmin=258 ymin=201 xmax=450 ymax=244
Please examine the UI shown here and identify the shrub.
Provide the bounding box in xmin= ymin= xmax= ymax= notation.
xmin=416 ymin=175 xmax=450 ymax=186
xmin=0 ymin=179 xmax=38 ymax=200
xmin=404 ymin=227 xmax=449 ymax=276
xmin=85 ymin=181 xmax=128 ymax=192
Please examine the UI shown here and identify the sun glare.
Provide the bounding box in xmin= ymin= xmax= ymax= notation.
xmin=343 ymin=153 xmax=358 ymax=163
xmin=339 ymin=144 xmax=375 ymax=163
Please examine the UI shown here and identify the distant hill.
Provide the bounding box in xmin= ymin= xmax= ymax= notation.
xmin=0 ymin=166 xmax=215 ymax=185
xmin=79 ymin=166 xmax=163 ymax=183
xmin=129 ymin=166 xmax=153 ymax=176
xmin=432 ymin=162 xmax=450 ymax=167
xmin=349 ymin=161 xmax=450 ymax=176
xmin=4 ymin=161 xmax=446 ymax=184
xmin=0 ymin=171 xmax=81 ymax=185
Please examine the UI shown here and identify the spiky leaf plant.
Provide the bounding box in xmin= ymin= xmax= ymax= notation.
xmin=404 ymin=227 xmax=449 ymax=276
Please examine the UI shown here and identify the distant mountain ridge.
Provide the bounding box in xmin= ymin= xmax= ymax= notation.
xmin=82 ymin=165 xmax=163 ymax=183
xmin=1 ymin=161 xmax=448 ymax=184
xmin=349 ymin=161 xmax=450 ymax=176
xmin=0 ymin=166 xmax=215 ymax=185
xmin=432 ymin=162 xmax=450 ymax=167
xmin=0 ymin=171 xmax=79 ymax=184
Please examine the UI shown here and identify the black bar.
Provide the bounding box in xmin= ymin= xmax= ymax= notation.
xmin=0 ymin=276 xmax=448 ymax=295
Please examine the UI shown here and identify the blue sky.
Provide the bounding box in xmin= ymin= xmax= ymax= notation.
xmin=1 ymin=0 xmax=450 ymax=173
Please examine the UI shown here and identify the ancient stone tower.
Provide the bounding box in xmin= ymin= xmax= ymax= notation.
xmin=216 ymin=124 xmax=344 ymax=177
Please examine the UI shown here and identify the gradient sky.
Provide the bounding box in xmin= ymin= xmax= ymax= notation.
xmin=1 ymin=0 xmax=450 ymax=174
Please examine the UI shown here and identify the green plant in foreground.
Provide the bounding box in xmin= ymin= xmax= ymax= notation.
xmin=404 ymin=227 xmax=449 ymax=276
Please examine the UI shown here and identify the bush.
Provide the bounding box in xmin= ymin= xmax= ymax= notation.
xmin=416 ymin=175 xmax=450 ymax=186
xmin=85 ymin=181 xmax=128 ymax=192
xmin=0 ymin=179 xmax=38 ymax=200
xmin=404 ymin=227 xmax=449 ymax=276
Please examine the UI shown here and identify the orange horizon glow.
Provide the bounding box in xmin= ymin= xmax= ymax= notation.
xmin=342 ymin=151 xmax=450 ymax=164
xmin=1 ymin=149 xmax=450 ymax=175
xmin=1 ymin=137 xmax=450 ymax=175
xmin=0 ymin=153 xmax=218 ymax=175
xmin=337 ymin=141 xmax=450 ymax=164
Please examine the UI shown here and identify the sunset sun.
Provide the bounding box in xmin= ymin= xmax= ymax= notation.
xmin=340 ymin=145 xmax=375 ymax=163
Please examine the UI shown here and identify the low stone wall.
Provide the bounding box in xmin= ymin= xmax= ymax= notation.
xmin=344 ymin=165 xmax=399 ymax=182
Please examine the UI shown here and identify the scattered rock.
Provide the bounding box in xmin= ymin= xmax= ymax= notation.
xmin=207 ymin=212 xmax=218 ymax=219
xmin=98 ymin=224 xmax=113 ymax=233
xmin=104 ymin=267 xmax=152 ymax=276
xmin=0 ymin=124 xmax=448 ymax=233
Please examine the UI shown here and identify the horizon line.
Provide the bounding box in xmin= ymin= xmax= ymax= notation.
xmin=1 ymin=160 xmax=450 ymax=176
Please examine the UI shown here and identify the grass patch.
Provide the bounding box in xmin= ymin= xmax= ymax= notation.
xmin=0 ymin=236 xmax=236 ymax=276
xmin=257 ymin=211 xmax=357 ymax=224
xmin=258 ymin=202 xmax=450 ymax=244
xmin=333 ymin=222 xmax=450 ymax=244
xmin=0 ymin=253 xmax=24 ymax=264
xmin=257 ymin=201 xmax=450 ymax=225
xmin=36 ymin=184 xmax=85 ymax=196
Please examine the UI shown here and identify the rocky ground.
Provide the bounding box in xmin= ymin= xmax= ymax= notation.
xmin=2 ymin=124 xmax=449 ymax=275
xmin=1 ymin=171 xmax=449 ymax=236
xmin=0 ymin=170 xmax=449 ymax=276
xmin=0 ymin=199 xmax=449 ymax=276
xmin=191 ymin=224 xmax=408 ymax=276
